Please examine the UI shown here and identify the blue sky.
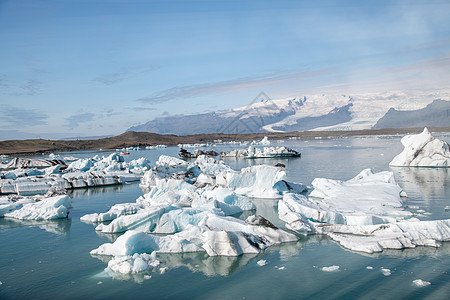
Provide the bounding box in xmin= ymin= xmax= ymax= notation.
xmin=1 ymin=0 xmax=450 ymax=140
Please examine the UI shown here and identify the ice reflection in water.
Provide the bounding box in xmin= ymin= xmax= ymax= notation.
xmin=0 ymin=217 xmax=71 ymax=235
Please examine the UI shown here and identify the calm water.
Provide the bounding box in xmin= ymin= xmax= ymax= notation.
xmin=1 ymin=135 xmax=450 ymax=299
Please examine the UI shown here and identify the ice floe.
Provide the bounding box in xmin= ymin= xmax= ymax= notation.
xmin=321 ymin=265 xmax=339 ymax=272
xmin=88 ymin=155 xmax=302 ymax=274
xmin=0 ymin=153 xmax=148 ymax=195
xmin=278 ymin=168 xmax=450 ymax=253
xmin=390 ymin=128 xmax=450 ymax=167
xmin=412 ymin=279 xmax=431 ymax=287
xmin=0 ymin=195 xmax=71 ymax=220
xmin=279 ymin=169 xmax=411 ymax=234
xmin=220 ymin=146 xmax=300 ymax=159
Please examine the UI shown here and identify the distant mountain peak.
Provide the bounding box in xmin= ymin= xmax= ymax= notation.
xmin=128 ymin=91 xmax=450 ymax=135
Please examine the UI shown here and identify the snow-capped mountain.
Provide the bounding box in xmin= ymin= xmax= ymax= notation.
xmin=128 ymin=90 xmax=450 ymax=135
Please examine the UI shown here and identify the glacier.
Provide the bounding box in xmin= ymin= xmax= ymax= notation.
xmin=389 ymin=127 xmax=450 ymax=167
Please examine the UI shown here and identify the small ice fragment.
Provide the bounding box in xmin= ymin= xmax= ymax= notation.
xmin=366 ymin=266 xmax=374 ymax=270
xmin=445 ymin=206 xmax=450 ymax=211
xmin=413 ymin=279 xmax=431 ymax=287
xmin=0 ymin=281 xmax=3 ymax=285
xmin=417 ymin=209 xmax=426 ymax=213
xmin=381 ymin=268 xmax=391 ymax=276
xmin=257 ymin=259 xmax=267 ymax=266
xmin=407 ymin=205 xmax=420 ymax=210
xmin=277 ymin=266 xmax=286 ymax=270
xmin=97 ymin=281 xmax=103 ymax=285
xmin=160 ymin=267 xmax=168 ymax=274
xmin=321 ymin=266 xmax=340 ymax=272
xmin=144 ymin=275 xmax=151 ymax=280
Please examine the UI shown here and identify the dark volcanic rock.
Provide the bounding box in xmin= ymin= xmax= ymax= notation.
xmin=373 ymin=100 xmax=450 ymax=129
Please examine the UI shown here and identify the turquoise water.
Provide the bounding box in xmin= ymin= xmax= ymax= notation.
xmin=1 ymin=135 xmax=450 ymax=299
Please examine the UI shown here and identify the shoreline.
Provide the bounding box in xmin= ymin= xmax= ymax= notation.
xmin=1 ymin=127 xmax=450 ymax=156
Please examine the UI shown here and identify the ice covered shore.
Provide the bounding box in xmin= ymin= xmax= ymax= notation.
xmin=389 ymin=127 xmax=450 ymax=167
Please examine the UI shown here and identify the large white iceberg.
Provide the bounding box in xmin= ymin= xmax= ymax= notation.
xmin=0 ymin=153 xmax=146 ymax=196
xmin=389 ymin=128 xmax=450 ymax=167
xmin=315 ymin=219 xmax=450 ymax=253
xmin=278 ymin=168 xmax=450 ymax=253
xmin=1 ymin=195 xmax=71 ymax=220
xmin=278 ymin=169 xmax=411 ymax=234
xmin=221 ymin=146 xmax=300 ymax=159
xmin=91 ymin=213 xmax=298 ymax=258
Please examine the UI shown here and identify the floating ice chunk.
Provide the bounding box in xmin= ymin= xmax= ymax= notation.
xmin=316 ymin=219 xmax=450 ymax=253
xmin=321 ymin=265 xmax=340 ymax=272
xmin=107 ymin=252 xmax=160 ymax=274
xmin=0 ymin=197 xmax=35 ymax=216
xmin=81 ymin=203 xmax=143 ymax=223
xmin=192 ymin=186 xmax=255 ymax=216
xmin=251 ymin=136 xmax=270 ymax=146
xmin=67 ymin=158 xmax=94 ymax=172
xmin=91 ymin=230 xmax=160 ymax=256
xmin=307 ymin=169 xmax=409 ymax=223
xmin=92 ymin=214 xmax=298 ymax=258
xmin=221 ymin=146 xmax=300 ymax=159
xmin=138 ymin=178 xmax=196 ymax=207
xmin=3 ymin=195 xmax=70 ymax=220
xmin=191 ymin=155 xmax=232 ymax=175
xmin=95 ymin=205 xmax=170 ymax=233
xmin=257 ymin=259 xmax=267 ymax=266
xmin=381 ymin=268 xmax=391 ymax=276
xmin=390 ymin=128 xmax=450 ymax=167
xmin=225 ymin=165 xmax=287 ymax=198
xmin=278 ymin=169 xmax=411 ymax=233
xmin=366 ymin=266 xmax=374 ymax=270
xmin=160 ymin=267 xmax=168 ymax=274
xmin=412 ymin=279 xmax=431 ymax=287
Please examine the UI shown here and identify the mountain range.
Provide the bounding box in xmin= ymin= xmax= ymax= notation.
xmin=128 ymin=91 xmax=450 ymax=135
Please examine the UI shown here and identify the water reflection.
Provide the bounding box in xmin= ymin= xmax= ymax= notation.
xmin=158 ymin=252 xmax=258 ymax=276
xmin=68 ymin=184 xmax=125 ymax=197
xmin=0 ymin=217 xmax=71 ymax=235
xmin=393 ymin=167 xmax=450 ymax=202
xmin=339 ymin=240 xmax=450 ymax=259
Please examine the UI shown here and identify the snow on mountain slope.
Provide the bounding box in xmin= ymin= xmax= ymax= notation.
xmin=128 ymin=90 xmax=450 ymax=134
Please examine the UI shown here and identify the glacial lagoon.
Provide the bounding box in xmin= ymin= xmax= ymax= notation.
xmin=1 ymin=135 xmax=450 ymax=299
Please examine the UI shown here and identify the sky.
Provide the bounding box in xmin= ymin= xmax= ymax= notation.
xmin=1 ymin=0 xmax=450 ymax=140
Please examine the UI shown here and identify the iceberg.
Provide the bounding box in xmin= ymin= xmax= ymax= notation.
xmin=179 ymin=148 xmax=219 ymax=158
xmin=0 ymin=153 xmax=145 ymax=196
xmin=279 ymin=169 xmax=411 ymax=234
xmin=314 ymin=219 xmax=450 ymax=253
xmin=106 ymin=252 xmax=161 ymax=274
xmin=224 ymin=165 xmax=289 ymax=198
xmin=220 ymin=146 xmax=300 ymax=159
xmin=91 ymin=213 xmax=298 ymax=258
xmin=389 ymin=128 xmax=450 ymax=167
xmin=278 ymin=168 xmax=450 ymax=253
xmin=2 ymin=195 xmax=71 ymax=220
